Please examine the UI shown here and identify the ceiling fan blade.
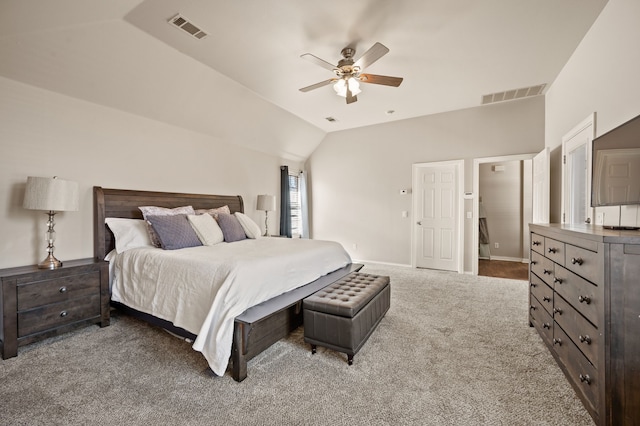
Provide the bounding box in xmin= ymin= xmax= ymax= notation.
xmin=300 ymin=53 xmax=337 ymax=72
xmin=299 ymin=79 xmax=336 ymax=92
xmin=353 ymin=42 xmax=389 ymax=70
xmin=359 ymin=73 xmax=403 ymax=87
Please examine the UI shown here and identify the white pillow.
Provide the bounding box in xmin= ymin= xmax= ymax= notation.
xmin=187 ymin=214 xmax=224 ymax=245
xmin=105 ymin=218 xmax=153 ymax=254
xmin=235 ymin=212 xmax=262 ymax=239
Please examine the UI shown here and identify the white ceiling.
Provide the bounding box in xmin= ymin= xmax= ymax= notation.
xmin=0 ymin=0 xmax=607 ymax=160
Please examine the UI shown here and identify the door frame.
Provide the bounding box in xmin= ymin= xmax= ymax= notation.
xmin=411 ymin=159 xmax=464 ymax=273
xmin=472 ymin=153 xmax=537 ymax=276
xmin=561 ymin=113 xmax=596 ymax=224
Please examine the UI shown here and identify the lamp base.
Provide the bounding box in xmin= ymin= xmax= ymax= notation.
xmin=38 ymin=254 xmax=63 ymax=269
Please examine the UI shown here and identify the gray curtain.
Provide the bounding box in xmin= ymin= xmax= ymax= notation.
xmin=280 ymin=166 xmax=292 ymax=238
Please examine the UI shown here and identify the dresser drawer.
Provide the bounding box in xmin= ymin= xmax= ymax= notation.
xmin=18 ymin=294 xmax=101 ymax=337
xmin=530 ymin=295 xmax=553 ymax=344
xmin=531 ymin=233 xmax=544 ymax=255
xmin=544 ymin=237 xmax=565 ymax=266
xmin=552 ymin=326 xmax=599 ymax=414
xmin=17 ymin=271 xmax=100 ymax=311
xmin=564 ymin=244 xmax=604 ymax=284
xmin=553 ymin=265 xmax=600 ymax=327
xmin=530 ymin=274 xmax=553 ymax=316
xmin=554 ymin=295 xmax=599 ymax=366
xmin=530 ymin=251 xmax=555 ymax=287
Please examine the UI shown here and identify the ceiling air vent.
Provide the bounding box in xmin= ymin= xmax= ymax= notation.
xmin=168 ymin=14 xmax=208 ymax=40
xmin=481 ymin=84 xmax=546 ymax=105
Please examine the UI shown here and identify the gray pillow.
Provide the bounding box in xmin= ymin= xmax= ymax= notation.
xmin=216 ymin=212 xmax=247 ymax=242
xmin=146 ymin=214 xmax=202 ymax=250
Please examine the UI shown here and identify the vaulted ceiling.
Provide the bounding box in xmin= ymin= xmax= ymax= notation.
xmin=0 ymin=0 xmax=607 ymax=160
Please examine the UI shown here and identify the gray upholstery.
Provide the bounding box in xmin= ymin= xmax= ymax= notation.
xmin=303 ymin=272 xmax=390 ymax=361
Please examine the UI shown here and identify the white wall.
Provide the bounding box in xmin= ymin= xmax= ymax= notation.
xmin=307 ymin=96 xmax=544 ymax=271
xmin=545 ymin=0 xmax=640 ymax=226
xmin=0 ymin=77 xmax=299 ymax=269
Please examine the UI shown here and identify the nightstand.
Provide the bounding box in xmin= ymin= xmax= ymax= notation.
xmin=0 ymin=258 xmax=109 ymax=359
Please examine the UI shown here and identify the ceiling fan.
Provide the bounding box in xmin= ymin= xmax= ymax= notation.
xmin=299 ymin=42 xmax=403 ymax=104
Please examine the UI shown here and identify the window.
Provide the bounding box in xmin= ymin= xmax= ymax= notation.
xmin=288 ymin=172 xmax=303 ymax=237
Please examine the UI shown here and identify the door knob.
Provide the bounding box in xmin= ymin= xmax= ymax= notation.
xmin=417 ymin=221 xmax=422 ymax=225
xmin=585 ymin=217 xmax=591 ymax=224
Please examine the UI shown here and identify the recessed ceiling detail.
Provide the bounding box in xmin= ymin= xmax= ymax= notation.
xmin=168 ymin=14 xmax=208 ymax=40
xmin=481 ymin=84 xmax=547 ymax=105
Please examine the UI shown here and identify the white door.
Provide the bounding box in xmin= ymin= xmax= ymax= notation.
xmin=412 ymin=161 xmax=461 ymax=272
xmin=532 ymin=148 xmax=550 ymax=224
xmin=562 ymin=114 xmax=595 ymax=224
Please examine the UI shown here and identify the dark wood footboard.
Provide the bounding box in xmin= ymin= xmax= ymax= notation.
xmin=232 ymin=263 xmax=363 ymax=381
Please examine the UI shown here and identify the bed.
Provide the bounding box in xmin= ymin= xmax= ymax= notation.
xmin=93 ymin=186 xmax=361 ymax=381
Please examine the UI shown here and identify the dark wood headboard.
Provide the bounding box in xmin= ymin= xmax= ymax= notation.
xmin=93 ymin=186 xmax=244 ymax=260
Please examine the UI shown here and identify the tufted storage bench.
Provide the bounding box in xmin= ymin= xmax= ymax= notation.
xmin=303 ymin=272 xmax=390 ymax=365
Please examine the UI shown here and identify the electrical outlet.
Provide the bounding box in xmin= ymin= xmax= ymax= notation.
xmin=596 ymin=212 xmax=604 ymax=225
xmin=494 ymin=242 xmax=499 ymax=249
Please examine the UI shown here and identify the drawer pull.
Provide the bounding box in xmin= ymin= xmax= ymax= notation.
xmin=530 ymin=305 xmax=537 ymax=311
xmin=60 ymin=311 xmax=68 ymax=318
xmin=533 ymin=241 xmax=541 ymax=246
xmin=543 ymin=296 xmax=551 ymax=302
xmin=543 ymin=269 xmax=552 ymax=275
xmin=553 ymin=338 xmax=562 ymax=346
xmin=579 ymin=374 xmax=592 ymax=385
xmin=548 ymin=247 xmax=558 ymax=254
xmin=571 ymin=257 xmax=584 ymax=265
xmin=530 ymin=282 xmax=537 ymax=288
xmin=579 ymin=335 xmax=592 ymax=345
xmin=553 ymin=308 xmax=563 ymax=315
xmin=553 ymin=277 xmax=563 ymax=284
xmin=578 ymin=295 xmax=591 ymax=304
xmin=59 ymin=286 xmax=67 ymax=293
xmin=543 ymin=323 xmax=551 ymax=329
xmin=531 ymin=260 xmax=537 ymax=265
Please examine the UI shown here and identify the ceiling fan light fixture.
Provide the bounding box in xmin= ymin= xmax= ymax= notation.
xmin=333 ymin=77 xmax=361 ymax=97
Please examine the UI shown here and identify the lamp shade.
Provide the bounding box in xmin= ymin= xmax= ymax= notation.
xmin=23 ymin=176 xmax=79 ymax=212
xmin=256 ymin=194 xmax=276 ymax=212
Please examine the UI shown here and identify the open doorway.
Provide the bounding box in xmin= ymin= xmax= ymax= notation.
xmin=472 ymin=153 xmax=540 ymax=279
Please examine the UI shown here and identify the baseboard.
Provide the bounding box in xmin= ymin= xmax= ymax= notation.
xmin=352 ymin=259 xmax=412 ymax=268
xmin=488 ymin=256 xmax=527 ymax=263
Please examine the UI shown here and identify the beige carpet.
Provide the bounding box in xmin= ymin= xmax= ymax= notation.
xmin=0 ymin=264 xmax=593 ymax=425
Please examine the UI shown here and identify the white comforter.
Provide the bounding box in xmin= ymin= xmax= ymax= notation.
xmin=109 ymin=238 xmax=351 ymax=376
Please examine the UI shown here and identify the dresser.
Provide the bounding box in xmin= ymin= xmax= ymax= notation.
xmin=0 ymin=258 xmax=109 ymax=359
xmin=529 ymin=224 xmax=640 ymax=425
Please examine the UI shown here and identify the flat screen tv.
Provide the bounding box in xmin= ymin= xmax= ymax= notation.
xmin=591 ymin=113 xmax=640 ymax=209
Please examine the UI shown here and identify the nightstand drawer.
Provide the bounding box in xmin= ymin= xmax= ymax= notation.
xmin=18 ymin=294 xmax=101 ymax=337
xmin=17 ymin=271 xmax=100 ymax=311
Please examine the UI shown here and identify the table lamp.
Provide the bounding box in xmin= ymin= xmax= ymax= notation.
xmin=23 ymin=176 xmax=79 ymax=269
xmin=256 ymin=194 xmax=276 ymax=237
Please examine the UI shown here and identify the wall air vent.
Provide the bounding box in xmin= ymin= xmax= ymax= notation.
xmin=168 ymin=14 xmax=208 ymax=40
xmin=481 ymin=84 xmax=546 ymax=105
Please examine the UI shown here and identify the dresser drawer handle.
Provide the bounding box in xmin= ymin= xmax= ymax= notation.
xmin=530 ymin=305 xmax=537 ymax=311
xmin=553 ymin=338 xmax=562 ymax=346
xmin=579 ymin=335 xmax=592 ymax=345
xmin=579 ymin=374 xmax=592 ymax=385
xmin=530 ymin=282 xmax=537 ymax=288
xmin=553 ymin=308 xmax=562 ymax=315
xmin=60 ymin=311 xmax=68 ymax=318
xmin=543 ymin=296 xmax=551 ymax=302
xmin=578 ymin=295 xmax=591 ymax=304
xmin=553 ymin=277 xmax=563 ymax=284
xmin=533 ymin=241 xmax=541 ymax=246
xmin=531 ymin=260 xmax=537 ymax=265
xmin=59 ymin=286 xmax=67 ymax=293
xmin=543 ymin=269 xmax=552 ymax=275
xmin=543 ymin=323 xmax=551 ymax=329
xmin=571 ymin=257 xmax=583 ymax=265
xmin=548 ymin=247 xmax=558 ymax=254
